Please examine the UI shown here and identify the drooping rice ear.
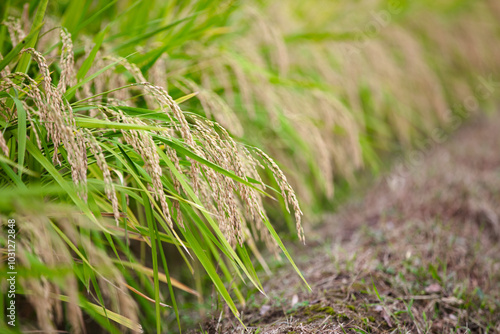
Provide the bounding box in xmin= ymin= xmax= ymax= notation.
xmin=57 ymin=28 xmax=76 ymax=94
xmin=111 ymin=108 xmax=174 ymax=228
xmin=3 ymin=17 xmax=25 ymax=46
xmin=0 ymin=132 xmax=8 ymax=156
xmin=256 ymin=148 xmax=304 ymax=242
xmin=84 ymin=129 xmax=120 ymax=225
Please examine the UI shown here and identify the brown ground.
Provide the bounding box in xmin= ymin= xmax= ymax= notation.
xmin=197 ymin=113 xmax=500 ymax=333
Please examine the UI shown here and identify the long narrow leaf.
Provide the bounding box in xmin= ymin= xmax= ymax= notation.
xmin=11 ymin=93 xmax=26 ymax=177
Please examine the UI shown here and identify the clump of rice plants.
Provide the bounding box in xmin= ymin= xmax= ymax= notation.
xmin=194 ymin=0 xmax=500 ymax=215
xmin=0 ymin=1 xmax=306 ymax=333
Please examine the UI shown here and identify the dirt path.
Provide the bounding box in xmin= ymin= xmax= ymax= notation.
xmin=200 ymin=113 xmax=500 ymax=334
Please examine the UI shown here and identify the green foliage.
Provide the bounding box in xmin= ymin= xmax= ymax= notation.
xmin=0 ymin=0 xmax=499 ymax=332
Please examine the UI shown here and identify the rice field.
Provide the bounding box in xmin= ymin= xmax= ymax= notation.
xmin=0 ymin=0 xmax=499 ymax=333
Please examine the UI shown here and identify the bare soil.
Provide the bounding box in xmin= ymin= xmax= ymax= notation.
xmin=197 ymin=113 xmax=500 ymax=333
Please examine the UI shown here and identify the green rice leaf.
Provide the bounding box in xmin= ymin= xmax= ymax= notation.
xmin=76 ymin=26 xmax=109 ymax=81
xmin=11 ymin=93 xmax=26 ymax=177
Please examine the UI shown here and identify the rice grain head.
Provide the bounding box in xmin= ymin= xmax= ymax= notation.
xmin=84 ymin=129 xmax=120 ymax=225
xmin=57 ymin=28 xmax=76 ymax=94
xmin=21 ymin=48 xmax=88 ymax=199
xmin=3 ymin=16 xmax=25 ymax=46
xmin=256 ymin=149 xmax=304 ymax=242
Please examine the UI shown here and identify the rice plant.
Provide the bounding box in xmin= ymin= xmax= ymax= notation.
xmin=0 ymin=0 xmax=499 ymax=333
xmin=0 ymin=1 xmax=306 ymax=333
